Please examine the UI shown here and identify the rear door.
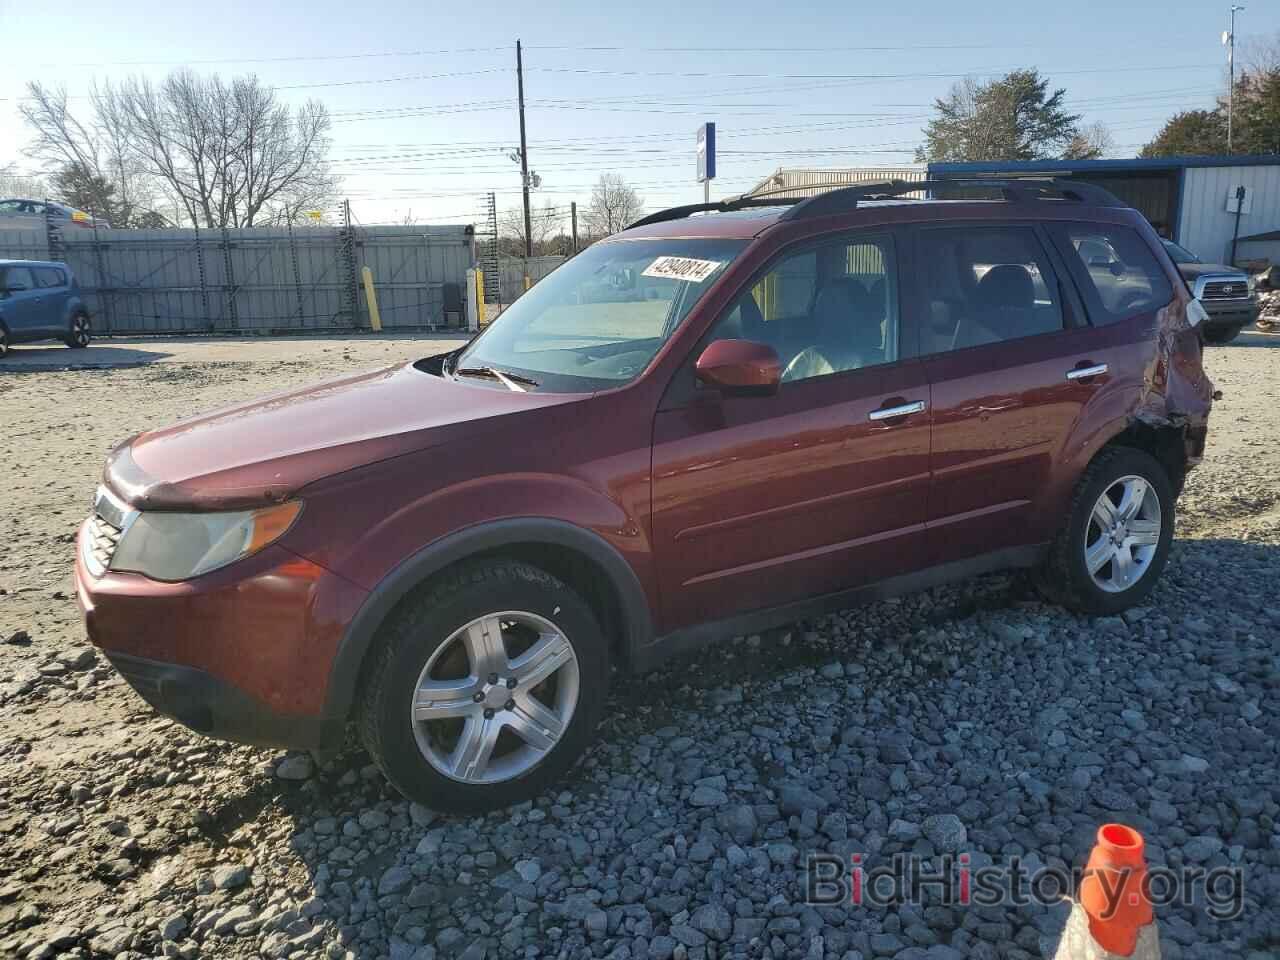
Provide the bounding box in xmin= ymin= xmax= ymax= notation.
xmin=910 ymin=223 xmax=1112 ymax=563
xmin=650 ymin=229 xmax=932 ymax=632
xmin=34 ymin=266 xmax=70 ymax=334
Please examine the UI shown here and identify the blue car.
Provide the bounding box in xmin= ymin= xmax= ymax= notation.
xmin=0 ymin=259 xmax=91 ymax=357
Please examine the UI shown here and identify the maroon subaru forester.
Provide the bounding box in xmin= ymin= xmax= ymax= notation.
xmin=76 ymin=180 xmax=1213 ymax=812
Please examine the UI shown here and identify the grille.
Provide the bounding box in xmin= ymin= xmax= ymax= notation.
xmin=1201 ymin=280 xmax=1248 ymax=300
xmin=87 ymin=512 xmax=123 ymax=571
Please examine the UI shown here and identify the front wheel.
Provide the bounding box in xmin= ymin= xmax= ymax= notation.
xmin=357 ymin=560 xmax=609 ymax=814
xmin=1037 ymin=447 xmax=1174 ymax=616
xmin=65 ymin=313 xmax=91 ymax=349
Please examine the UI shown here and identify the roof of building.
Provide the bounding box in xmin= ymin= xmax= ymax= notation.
xmin=929 ymin=155 xmax=1280 ymax=175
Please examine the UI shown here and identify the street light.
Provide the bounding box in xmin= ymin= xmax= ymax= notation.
xmin=1224 ymin=5 xmax=1245 ymax=152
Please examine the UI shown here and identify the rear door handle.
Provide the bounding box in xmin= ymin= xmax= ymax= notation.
xmin=868 ymin=400 xmax=926 ymax=421
xmin=1066 ymin=363 xmax=1107 ymax=380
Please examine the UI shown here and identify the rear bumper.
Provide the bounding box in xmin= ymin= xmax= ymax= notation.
xmin=105 ymin=650 xmax=325 ymax=748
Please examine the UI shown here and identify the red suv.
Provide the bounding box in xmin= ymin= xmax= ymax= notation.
xmin=76 ymin=180 xmax=1212 ymax=812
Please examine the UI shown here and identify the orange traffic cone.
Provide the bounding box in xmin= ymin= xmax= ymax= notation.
xmin=1055 ymin=823 xmax=1160 ymax=959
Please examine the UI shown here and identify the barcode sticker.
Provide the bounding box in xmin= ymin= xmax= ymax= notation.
xmin=641 ymin=256 xmax=723 ymax=283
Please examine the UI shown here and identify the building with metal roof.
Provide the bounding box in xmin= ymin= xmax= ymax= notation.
xmin=928 ymin=156 xmax=1280 ymax=267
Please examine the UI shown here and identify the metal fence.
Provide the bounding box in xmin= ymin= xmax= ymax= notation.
xmin=496 ymin=255 xmax=566 ymax=305
xmin=0 ymin=223 xmax=475 ymax=334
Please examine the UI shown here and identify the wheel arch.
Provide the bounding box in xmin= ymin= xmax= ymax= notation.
xmin=318 ymin=517 xmax=654 ymax=748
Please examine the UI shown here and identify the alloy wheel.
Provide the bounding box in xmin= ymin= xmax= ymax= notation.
xmin=72 ymin=315 xmax=90 ymax=347
xmin=410 ymin=611 xmax=580 ymax=784
xmin=1083 ymin=475 xmax=1162 ymax=594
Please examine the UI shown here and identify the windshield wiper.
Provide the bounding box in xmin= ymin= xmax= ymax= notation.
xmin=454 ymin=365 xmax=540 ymax=392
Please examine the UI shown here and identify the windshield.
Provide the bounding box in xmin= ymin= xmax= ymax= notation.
xmin=1162 ymin=240 xmax=1200 ymax=264
xmin=454 ymin=237 xmax=746 ymax=392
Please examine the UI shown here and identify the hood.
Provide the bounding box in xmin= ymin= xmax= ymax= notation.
xmin=107 ymin=362 xmax=580 ymax=510
xmin=1175 ymin=261 xmax=1244 ymax=280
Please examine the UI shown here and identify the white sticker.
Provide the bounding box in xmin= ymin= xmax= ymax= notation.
xmin=641 ymin=255 xmax=723 ymax=283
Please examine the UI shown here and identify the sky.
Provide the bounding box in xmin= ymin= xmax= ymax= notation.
xmin=0 ymin=0 xmax=1253 ymax=231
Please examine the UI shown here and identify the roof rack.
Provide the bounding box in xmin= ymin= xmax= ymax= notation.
xmin=625 ymin=177 xmax=1126 ymax=231
xmin=778 ymin=177 xmax=1126 ymax=221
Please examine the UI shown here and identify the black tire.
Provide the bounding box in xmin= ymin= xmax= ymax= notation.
xmin=0 ymin=325 xmax=8 ymax=359
xmin=357 ymin=560 xmax=609 ymax=814
xmin=65 ymin=312 xmax=91 ymax=349
xmin=1202 ymin=324 xmax=1242 ymax=345
xmin=1036 ymin=447 xmax=1175 ymax=616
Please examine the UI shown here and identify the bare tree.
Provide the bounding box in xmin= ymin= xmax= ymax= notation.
xmin=0 ymin=165 xmax=47 ymax=198
xmin=97 ymin=71 xmax=338 ymax=228
xmin=582 ymin=175 xmax=643 ymax=238
xmin=1063 ymin=122 xmax=1115 ymax=160
xmin=499 ymin=203 xmax=561 ymax=256
xmin=19 ymin=83 xmax=156 ymax=224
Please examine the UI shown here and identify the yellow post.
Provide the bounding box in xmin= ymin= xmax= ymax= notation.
xmin=524 ymin=274 xmax=532 ymax=292
xmin=476 ymin=269 xmax=487 ymax=326
xmin=361 ymin=266 xmax=382 ymax=332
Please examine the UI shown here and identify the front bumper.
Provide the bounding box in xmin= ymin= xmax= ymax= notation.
xmin=104 ymin=650 xmax=326 ymax=748
xmin=1201 ymin=297 xmax=1259 ymax=328
xmin=75 ymin=519 xmax=368 ymax=750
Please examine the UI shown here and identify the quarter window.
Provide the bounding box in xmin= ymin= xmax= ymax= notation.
xmin=709 ymin=234 xmax=899 ymax=383
xmin=917 ymin=227 xmax=1064 ymax=355
xmin=1049 ymin=224 xmax=1174 ymax=326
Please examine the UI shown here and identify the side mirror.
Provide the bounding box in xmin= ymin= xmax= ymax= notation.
xmin=1108 ymin=261 xmax=1126 ymax=277
xmin=695 ymin=339 xmax=781 ymax=397
xmin=2 ymin=282 xmax=27 ymax=294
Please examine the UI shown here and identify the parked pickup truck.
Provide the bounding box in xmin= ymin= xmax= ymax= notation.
xmin=1162 ymin=239 xmax=1258 ymax=344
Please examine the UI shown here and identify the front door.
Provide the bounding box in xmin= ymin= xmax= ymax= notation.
xmin=650 ymin=231 xmax=931 ymax=633
xmin=0 ymin=265 xmax=42 ymax=338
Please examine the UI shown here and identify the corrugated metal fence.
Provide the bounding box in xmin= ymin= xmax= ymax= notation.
xmin=0 ymin=224 xmax=475 ymax=334
xmin=495 ymin=255 xmax=566 ymax=304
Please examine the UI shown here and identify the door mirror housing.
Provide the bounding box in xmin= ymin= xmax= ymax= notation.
xmin=695 ymin=339 xmax=782 ymax=397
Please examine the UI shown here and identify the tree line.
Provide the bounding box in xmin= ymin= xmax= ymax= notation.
xmin=14 ymin=72 xmax=336 ymax=229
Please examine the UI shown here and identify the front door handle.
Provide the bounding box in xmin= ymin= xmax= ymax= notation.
xmin=868 ymin=400 xmax=926 ymax=421
xmin=1066 ymin=363 xmax=1108 ymax=380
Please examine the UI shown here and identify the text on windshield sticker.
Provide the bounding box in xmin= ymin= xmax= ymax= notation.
xmin=641 ymin=256 xmax=723 ymax=283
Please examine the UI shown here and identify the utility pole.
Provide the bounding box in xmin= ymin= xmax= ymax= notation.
xmin=1226 ymin=5 xmax=1245 ymax=153
xmin=516 ymin=40 xmax=533 ymax=259
xmin=570 ymin=201 xmax=579 ymax=253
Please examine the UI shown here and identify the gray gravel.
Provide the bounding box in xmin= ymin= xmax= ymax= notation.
xmin=1 ymin=335 xmax=1278 ymax=960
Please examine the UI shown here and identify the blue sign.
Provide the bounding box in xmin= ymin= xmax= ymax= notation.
xmin=697 ymin=122 xmax=716 ymax=183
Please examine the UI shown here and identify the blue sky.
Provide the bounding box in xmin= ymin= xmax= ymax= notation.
xmin=0 ymin=0 xmax=1250 ymax=229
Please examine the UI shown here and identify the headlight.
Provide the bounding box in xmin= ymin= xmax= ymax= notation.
xmin=1248 ymin=275 xmax=1256 ymax=294
xmin=110 ymin=501 xmax=302 ymax=581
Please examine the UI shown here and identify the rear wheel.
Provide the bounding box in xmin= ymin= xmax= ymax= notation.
xmin=0 ymin=326 xmax=8 ymax=359
xmin=65 ymin=313 xmax=91 ymax=349
xmin=357 ymin=560 xmax=609 ymax=813
xmin=1037 ymin=447 xmax=1174 ymax=616
xmin=1202 ymin=324 xmax=1242 ymax=345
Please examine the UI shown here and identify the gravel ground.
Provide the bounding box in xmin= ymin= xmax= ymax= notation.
xmin=1 ymin=333 xmax=1278 ymax=960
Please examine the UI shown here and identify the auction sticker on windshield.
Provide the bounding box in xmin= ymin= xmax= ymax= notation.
xmin=642 ymin=256 xmax=723 ymax=283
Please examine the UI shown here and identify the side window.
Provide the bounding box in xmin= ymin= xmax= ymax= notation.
xmin=34 ymin=267 xmax=65 ymax=289
xmin=1049 ymin=224 xmax=1174 ymax=326
xmin=709 ymin=234 xmax=899 ymax=383
xmin=917 ymin=227 xmax=1064 ymax=355
xmin=3 ymin=266 xmax=36 ymax=291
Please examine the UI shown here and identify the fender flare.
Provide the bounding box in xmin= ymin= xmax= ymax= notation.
xmin=318 ymin=517 xmax=654 ymax=747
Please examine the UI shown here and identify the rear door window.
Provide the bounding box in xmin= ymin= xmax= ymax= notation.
xmin=34 ymin=267 xmax=66 ymax=288
xmin=915 ymin=226 xmax=1064 ymax=355
xmin=1048 ymin=224 xmax=1174 ymax=326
